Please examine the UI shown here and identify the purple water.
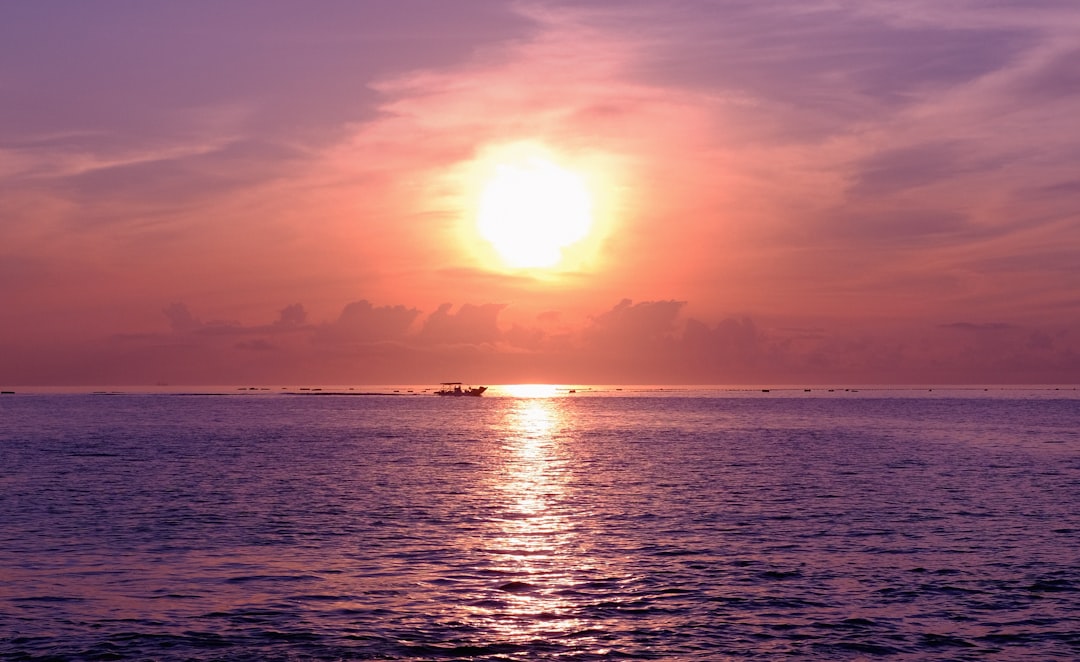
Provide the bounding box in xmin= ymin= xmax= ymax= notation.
xmin=1 ymin=389 xmax=1078 ymax=659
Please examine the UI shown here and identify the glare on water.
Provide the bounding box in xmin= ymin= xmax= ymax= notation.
xmin=473 ymin=398 xmax=592 ymax=644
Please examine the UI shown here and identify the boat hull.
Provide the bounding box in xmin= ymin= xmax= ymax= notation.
xmin=435 ymin=385 xmax=487 ymax=397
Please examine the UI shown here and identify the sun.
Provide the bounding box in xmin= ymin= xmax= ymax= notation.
xmin=476 ymin=154 xmax=593 ymax=268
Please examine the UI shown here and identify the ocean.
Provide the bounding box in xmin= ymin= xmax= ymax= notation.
xmin=1 ymin=387 xmax=1078 ymax=660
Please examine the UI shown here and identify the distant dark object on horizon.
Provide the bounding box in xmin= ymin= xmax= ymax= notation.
xmin=436 ymin=382 xmax=487 ymax=397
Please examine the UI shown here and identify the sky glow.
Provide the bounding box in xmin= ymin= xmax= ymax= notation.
xmin=1 ymin=1 xmax=1079 ymax=385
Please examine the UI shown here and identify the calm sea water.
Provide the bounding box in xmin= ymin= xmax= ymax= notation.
xmin=1 ymin=387 xmax=1078 ymax=660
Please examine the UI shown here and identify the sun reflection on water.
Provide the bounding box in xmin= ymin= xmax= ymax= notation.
xmin=469 ymin=396 xmax=595 ymax=646
xmin=501 ymin=383 xmax=561 ymax=398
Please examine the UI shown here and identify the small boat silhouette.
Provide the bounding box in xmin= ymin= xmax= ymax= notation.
xmin=435 ymin=382 xmax=487 ymax=397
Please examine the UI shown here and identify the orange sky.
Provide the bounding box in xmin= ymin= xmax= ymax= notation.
xmin=2 ymin=1 xmax=1079 ymax=385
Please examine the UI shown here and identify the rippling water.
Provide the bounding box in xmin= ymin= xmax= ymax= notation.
xmin=2 ymin=388 xmax=1078 ymax=660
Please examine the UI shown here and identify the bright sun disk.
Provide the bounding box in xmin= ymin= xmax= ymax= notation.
xmin=477 ymin=156 xmax=593 ymax=268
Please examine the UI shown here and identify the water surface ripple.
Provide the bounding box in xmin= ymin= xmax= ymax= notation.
xmin=1 ymin=391 xmax=1078 ymax=659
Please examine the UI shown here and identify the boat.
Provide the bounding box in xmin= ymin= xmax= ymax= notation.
xmin=435 ymin=382 xmax=487 ymax=397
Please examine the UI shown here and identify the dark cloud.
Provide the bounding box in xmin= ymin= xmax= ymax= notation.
xmin=0 ymin=254 xmax=49 ymax=288
xmin=235 ymin=339 xmax=275 ymax=352
xmin=1026 ymin=331 xmax=1054 ymax=351
xmin=55 ymin=140 xmax=306 ymax=210
xmin=0 ymin=1 xmax=533 ymax=146
xmin=1014 ymin=47 xmax=1080 ymax=101
xmin=316 ymin=300 xmax=420 ymax=344
xmin=685 ymin=316 xmax=761 ymax=354
xmin=940 ymin=322 xmax=1017 ymax=332
xmin=967 ymin=249 xmax=1080 ymax=276
xmin=1039 ymin=178 xmax=1080 ymax=194
xmin=822 ymin=208 xmax=972 ymax=247
xmin=274 ymin=304 xmax=307 ymax=329
xmin=586 ymin=299 xmax=685 ymax=345
xmin=503 ymin=324 xmax=548 ymax=351
xmin=164 ymin=302 xmax=303 ymax=338
xmin=680 ymin=317 xmax=766 ymax=381
xmin=578 ymin=299 xmax=687 ymax=381
xmin=848 ymin=141 xmax=970 ymax=198
xmin=585 ymin=1 xmax=1032 ymax=139
xmin=10 ymin=295 xmax=1080 ymax=385
xmin=418 ymin=303 xmax=506 ymax=345
xmin=163 ymin=302 xmax=201 ymax=333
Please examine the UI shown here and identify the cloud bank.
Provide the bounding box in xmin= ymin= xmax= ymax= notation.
xmin=5 ymin=296 xmax=1074 ymax=386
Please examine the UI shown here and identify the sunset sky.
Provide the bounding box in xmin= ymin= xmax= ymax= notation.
xmin=2 ymin=1 xmax=1079 ymax=385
